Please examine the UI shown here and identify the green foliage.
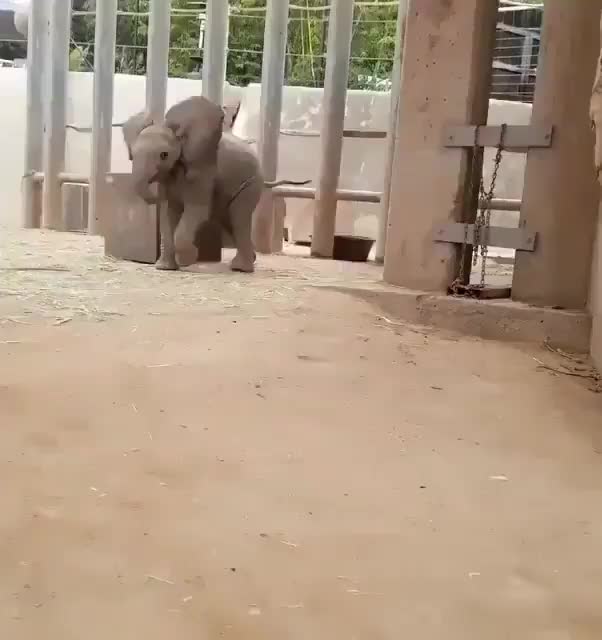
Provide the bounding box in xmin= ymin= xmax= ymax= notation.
xmin=69 ymin=0 xmax=399 ymax=91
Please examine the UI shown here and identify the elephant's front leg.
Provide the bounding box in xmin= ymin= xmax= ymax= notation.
xmin=229 ymin=181 xmax=262 ymax=273
xmin=173 ymin=176 xmax=214 ymax=268
xmin=156 ymin=200 xmax=182 ymax=271
xmin=174 ymin=202 xmax=210 ymax=267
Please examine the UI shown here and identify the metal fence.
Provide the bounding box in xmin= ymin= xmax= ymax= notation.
xmin=492 ymin=2 xmax=543 ymax=103
xmin=1 ymin=1 xmax=544 ymax=102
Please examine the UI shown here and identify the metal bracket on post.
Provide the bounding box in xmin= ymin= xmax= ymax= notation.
xmin=438 ymin=122 xmax=554 ymax=299
xmin=438 ymin=123 xmax=550 ymax=254
xmin=433 ymin=224 xmax=537 ymax=252
xmin=444 ymin=124 xmax=554 ymax=151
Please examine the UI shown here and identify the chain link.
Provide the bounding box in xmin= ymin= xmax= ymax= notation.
xmin=476 ymin=123 xmax=506 ymax=288
xmin=449 ymin=123 xmax=506 ymax=296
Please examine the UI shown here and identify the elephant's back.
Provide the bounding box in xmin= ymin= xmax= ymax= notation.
xmin=217 ymin=134 xmax=263 ymax=199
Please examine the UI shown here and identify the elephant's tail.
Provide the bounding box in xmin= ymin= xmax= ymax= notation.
xmin=264 ymin=179 xmax=312 ymax=188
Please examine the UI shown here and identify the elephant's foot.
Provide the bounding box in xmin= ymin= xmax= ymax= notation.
xmin=155 ymin=255 xmax=179 ymax=271
xmin=231 ymin=252 xmax=255 ymax=273
xmin=174 ymin=241 xmax=198 ymax=268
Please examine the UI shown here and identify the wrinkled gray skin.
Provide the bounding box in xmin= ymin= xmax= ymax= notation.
xmin=123 ymin=97 xmax=311 ymax=273
xmin=165 ymin=96 xmax=224 ymax=185
xmin=123 ymin=106 xmax=263 ymax=273
xmin=166 ymin=132 xmax=265 ymax=273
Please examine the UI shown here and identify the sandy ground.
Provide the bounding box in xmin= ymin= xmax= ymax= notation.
xmin=1 ymin=229 xmax=601 ymax=639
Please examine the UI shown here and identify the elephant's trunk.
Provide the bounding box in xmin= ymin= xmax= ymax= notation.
xmin=132 ymin=164 xmax=160 ymax=205
xmin=135 ymin=181 xmax=160 ymax=205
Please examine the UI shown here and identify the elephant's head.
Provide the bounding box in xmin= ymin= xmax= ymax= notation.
xmin=122 ymin=111 xmax=182 ymax=205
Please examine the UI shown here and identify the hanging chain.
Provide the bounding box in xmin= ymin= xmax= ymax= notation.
xmin=449 ymin=123 xmax=506 ymax=295
xmin=475 ymin=123 xmax=506 ymax=288
xmin=450 ymin=125 xmax=482 ymax=295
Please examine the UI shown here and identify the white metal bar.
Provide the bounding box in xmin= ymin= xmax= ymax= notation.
xmin=273 ymin=186 xmax=382 ymax=203
xmin=375 ymin=0 xmax=409 ymax=263
xmin=520 ymin=33 xmax=534 ymax=85
xmin=280 ymin=128 xmax=387 ymax=139
xmin=311 ymin=0 xmax=355 ymax=258
xmin=253 ymin=0 xmax=290 ymax=254
xmin=202 ymin=0 xmax=229 ymax=105
xmin=88 ymin=0 xmax=118 ymax=236
xmin=22 ymin=0 xmax=48 ymax=229
xmin=496 ymin=22 xmax=541 ymax=41
xmin=41 ymin=0 xmax=71 ymax=230
xmin=59 ymin=172 xmax=89 ymax=185
xmin=259 ymin=0 xmax=289 ymax=181
xmin=146 ymin=0 xmax=171 ymax=121
xmin=272 ymin=185 xmax=522 ymax=212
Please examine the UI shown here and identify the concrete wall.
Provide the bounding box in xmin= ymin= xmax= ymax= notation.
xmin=0 ymin=68 xmax=243 ymax=227
xmin=233 ymin=83 xmax=392 ymax=242
xmin=1 ymin=69 xmax=532 ymax=240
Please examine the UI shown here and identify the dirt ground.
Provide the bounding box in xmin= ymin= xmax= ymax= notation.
xmin=1 ymin=228 xmax=602 ymax=639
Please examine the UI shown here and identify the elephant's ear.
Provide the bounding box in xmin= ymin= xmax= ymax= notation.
xmin=165 ymin=96 xmax=225 ymax=162
xmin=223 ymin=101 xmax=241 ymax=130
xmin=122 ymin=111 xmax=154 ymax=161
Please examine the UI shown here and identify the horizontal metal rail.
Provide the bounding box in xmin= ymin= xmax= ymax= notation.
xmin=29 ymin=174 xmax=523 ymax=211
xmin=30 ymin=171 xmax=90 ymax=185
xmin=271 ymin=185 xmax=523 ymax=211
xmin=280 ymin=128 xmax=387 ymax=139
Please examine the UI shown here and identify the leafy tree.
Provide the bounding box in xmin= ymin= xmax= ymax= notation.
xmin=68 ymin=0 xmax=399 ymax=91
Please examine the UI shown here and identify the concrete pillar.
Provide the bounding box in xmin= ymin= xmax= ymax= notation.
xmin=202 ymin=0 xmax=229 ymax=106
xmin=383 ymin=0 xmax=498 ymax=291
xmin=253 ymin=0 xmax=289 ymax=254
xmin=311 ymin=0 xmax=355 ymax=258
xmin=375 ymin=0 xmax=409 ymax=263
xmin=88 ymin=0 xmax=118 ymax=236
xmin=146 ymin=0 xmax=171 ymax=122
xmin=42 ymin=0 xmax=71 ymax=230
xmin=22 ymin=0 xmax=48 ymax=229
xmin=512 ymin=0 xmax=602 ymax=310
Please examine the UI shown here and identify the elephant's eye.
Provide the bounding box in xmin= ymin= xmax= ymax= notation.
xmin=160 ymin=151 xmax=169 ymax=161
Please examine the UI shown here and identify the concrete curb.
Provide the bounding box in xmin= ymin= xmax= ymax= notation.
xmin=321 ymin=283 xmax=592 ymax=353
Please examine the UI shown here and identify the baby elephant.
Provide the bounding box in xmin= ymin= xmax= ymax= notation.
xmin=165 ymin=96 xmax=224 ymax=184
xmin=123 ymin=95 xmax=311 ymax=273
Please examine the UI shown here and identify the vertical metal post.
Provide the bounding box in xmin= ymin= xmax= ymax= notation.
xmin=259 ymin=0 xmax=289 ymax=182
xmin=88 ymin=0 xmax=118 ymax=236
xmin=311 ymin=0 xmax=355 ymax=258
xmin=146 ymin=0 xmax=171 ymax=121
xmin=375 ymin=0 xmax=409 ymax=264
xmin=22 ymin=0 xmax=48 ymax=229
xmin=202 ymin=0 xmax=229 ymax=105
xmin=41 ymin=0 xmax=71 ymax=230
xmin=253 ymin=0 xmax=290 ymax=254
xmin=520 ymin=33 xmax=534 ymax=86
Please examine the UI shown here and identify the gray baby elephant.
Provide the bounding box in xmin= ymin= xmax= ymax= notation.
xmin=122 ymin=95 xmax=309 ymax=273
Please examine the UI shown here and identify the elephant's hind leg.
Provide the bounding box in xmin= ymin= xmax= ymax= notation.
xmin=156 ymin=201 xmax=182 ymax=271
xmin=229 ymin=181 xmax=261 ymax=273
xmin=174 ymin=203 xmax=211 ymax=267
